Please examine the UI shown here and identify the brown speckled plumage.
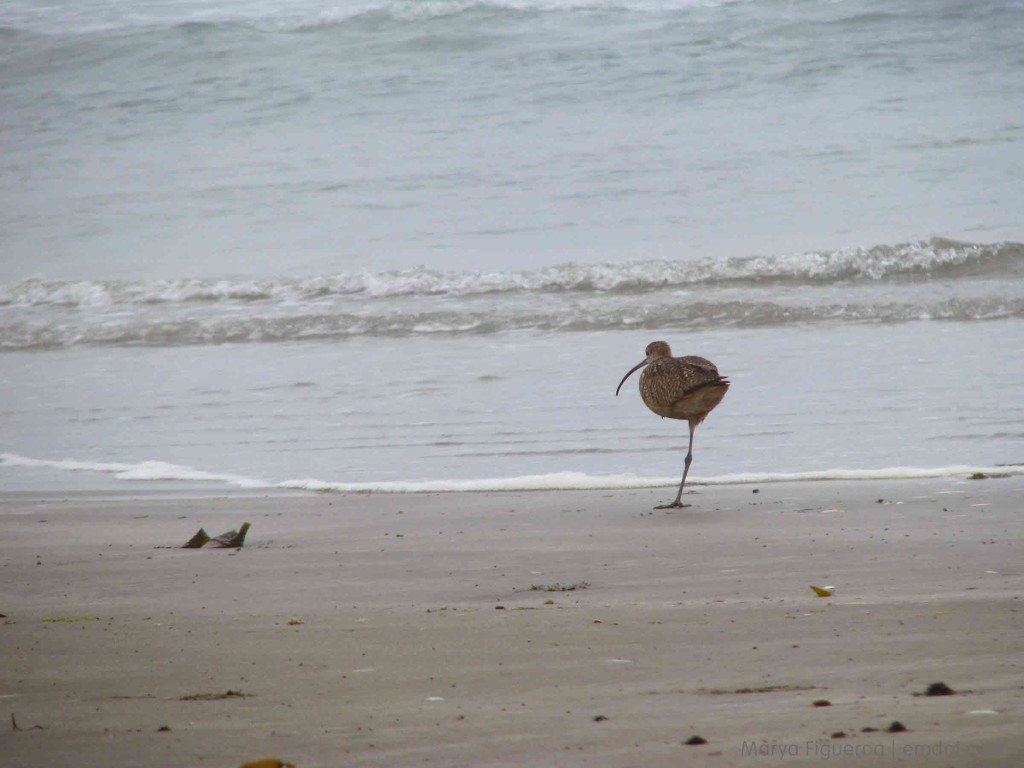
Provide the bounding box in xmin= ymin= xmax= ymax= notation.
xmin=616 ymin=340 xmax=730 ymax=509
xmin=637 ymin=341 xmax=729 ymax=422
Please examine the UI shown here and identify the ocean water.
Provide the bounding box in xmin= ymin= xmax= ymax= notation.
xmin=2 ymin=0 xmax=1023 ymax=494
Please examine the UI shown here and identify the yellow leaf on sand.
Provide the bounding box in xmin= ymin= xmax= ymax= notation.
xmin=809 ymin=585 xmax=834 ymax=597
xmin=239 ymin=760 xmax=296 ymax=768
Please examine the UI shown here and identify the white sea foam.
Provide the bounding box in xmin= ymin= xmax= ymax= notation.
xmin=0 ymin=453 xmax=267 ymax=489
xmin=275 ymin=465 xmax=1024 ymax=493
xmin=3 ymin=453 xmax=1021 ymax=495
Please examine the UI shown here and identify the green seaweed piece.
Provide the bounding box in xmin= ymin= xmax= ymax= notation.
xmin=182 ymin=528 xmax=211 ymax=548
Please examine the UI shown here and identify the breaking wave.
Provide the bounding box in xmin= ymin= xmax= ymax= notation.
xmin=3 ymin=297 xmax=1023 ymax=351
xmin=2 ymin=239 xmax=1020 ymax=308
xmin=0 ymin=0 xmax=739 ymax=36
xmin=3 ymin=240 xmax=1021 ymax=351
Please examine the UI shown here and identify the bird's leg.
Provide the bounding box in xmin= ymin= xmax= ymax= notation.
xmin=656 ymin=422 xmax=695 ymax=509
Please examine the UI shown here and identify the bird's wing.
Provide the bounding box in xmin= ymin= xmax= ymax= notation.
xmin=676 ymin=355 xmax=719 ymax=375
xmin=646 ymin=357 xmax=725 ymax=403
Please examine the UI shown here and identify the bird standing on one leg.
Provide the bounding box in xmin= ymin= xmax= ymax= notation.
xmin=616 ymin=340 xmax=730 ymax=509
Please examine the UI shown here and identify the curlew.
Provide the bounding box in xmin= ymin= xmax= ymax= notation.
xmin=616 ymin=340 xmax=730 ymax=509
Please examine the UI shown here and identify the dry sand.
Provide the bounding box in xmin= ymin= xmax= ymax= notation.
xmin=1 ymin=476 xmax=1022 ymax=767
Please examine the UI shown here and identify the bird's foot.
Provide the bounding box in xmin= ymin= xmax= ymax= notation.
xmin=654 ymin=501 xmax=690 ymax=510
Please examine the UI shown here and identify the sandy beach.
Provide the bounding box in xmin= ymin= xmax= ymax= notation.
xmin=2 ymin=475 xmax=1022 ymax=768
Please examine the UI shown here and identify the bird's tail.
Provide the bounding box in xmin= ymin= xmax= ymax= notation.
xmin=685 ymin=375 xmax=730 ymax=395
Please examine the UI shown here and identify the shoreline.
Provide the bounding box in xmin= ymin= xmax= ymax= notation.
xmin=3 ymin=449 xmax=1024 ymax=498
xmin=2 ymin=476 xmax=1022 ymax=767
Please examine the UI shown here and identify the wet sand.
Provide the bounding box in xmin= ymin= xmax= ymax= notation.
xmin=2 ymin=476 xmax=1022 ymax=767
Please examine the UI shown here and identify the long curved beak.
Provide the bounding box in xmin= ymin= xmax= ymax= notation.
xmin=616 ymin=360 xmax=647 ymax=396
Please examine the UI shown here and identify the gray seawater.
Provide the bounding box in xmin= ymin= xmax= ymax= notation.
xmin=2 ymin=0 xmax=1023 ymax=492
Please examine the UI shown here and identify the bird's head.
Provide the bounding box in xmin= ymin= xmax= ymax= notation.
xmin=616 ymin=340 xmax=672 ymax=396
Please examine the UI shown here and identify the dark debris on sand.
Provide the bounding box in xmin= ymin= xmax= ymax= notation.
xmin=181 ymin=522 xmax=251 ymax=549
xmin=917 ymin=682 xmax=957 ymax=697
xmin=179 ymin=690 xmax=251 ymax=702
